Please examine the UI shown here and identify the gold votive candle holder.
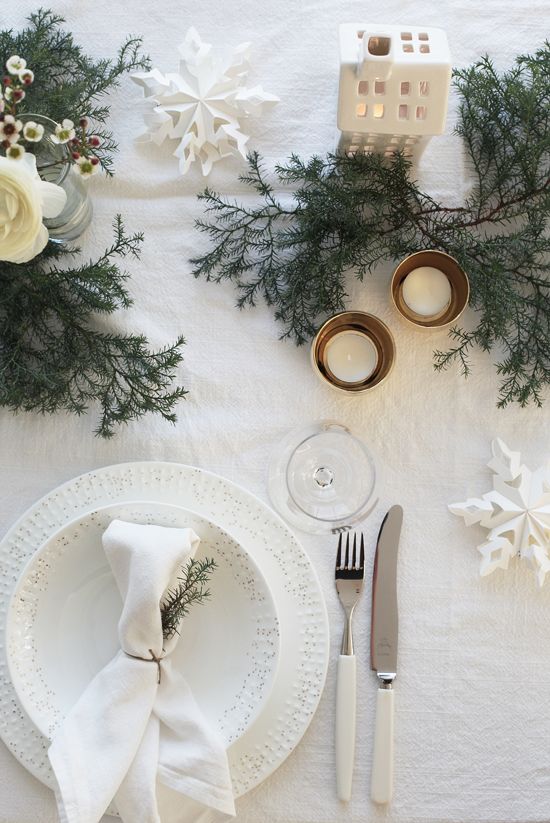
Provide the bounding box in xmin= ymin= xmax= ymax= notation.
xmin=390 ymin=250 xmax=470 ymax=328
xmin=311 ymin=311 xmax=395 ymax=394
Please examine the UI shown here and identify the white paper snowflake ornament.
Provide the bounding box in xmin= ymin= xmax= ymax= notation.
xmin=450 ymin=439 xmax=550 ymax=586
xmin=132 ymin=28 xmax=279 ymax=176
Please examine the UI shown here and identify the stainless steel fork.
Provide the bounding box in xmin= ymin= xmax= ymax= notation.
xmin=335 ymin=532 xmax=365 ymax=801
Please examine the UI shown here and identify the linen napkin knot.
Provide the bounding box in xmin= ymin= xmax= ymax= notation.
xmin=49 ymin=519 xmax=235 ymax=823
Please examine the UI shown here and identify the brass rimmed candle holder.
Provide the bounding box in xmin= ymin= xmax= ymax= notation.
xmin=311 ymin=311 xmax=395 ymax=393
xmin=390 ymin=250 xmax=470 ymax=328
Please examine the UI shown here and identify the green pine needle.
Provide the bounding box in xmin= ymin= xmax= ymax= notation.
xmin=0 ymin=8 xmax=151 ymax=175
xmin=0 ymin=12 xmax=186 ymax=436
xmin=192 ymin=44 xmax=550 ymax=408
xmin=161 ymin=557 xmax=217 ymax=640
xmin=0 ymin=216 xmax=187 ymax=437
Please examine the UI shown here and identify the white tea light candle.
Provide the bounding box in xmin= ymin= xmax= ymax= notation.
xmin=312 ymin=311 xmax=395 ymax=393
xmin=325 ymin=331 xmax=378 ymax=383
xmin=401 ymin=265 xmax=452 ymax=317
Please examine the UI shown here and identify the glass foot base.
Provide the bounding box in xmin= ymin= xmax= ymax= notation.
xmin=267 ymin=420 xmax=378 ymax=534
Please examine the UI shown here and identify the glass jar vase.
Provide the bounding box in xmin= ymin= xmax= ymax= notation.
xmin=19 ymin=113 xmax=93 ymax=242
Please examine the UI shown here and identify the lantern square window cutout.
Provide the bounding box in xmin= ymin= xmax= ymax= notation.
xmin=356 ymin=103 xmax=367 ymax=117
xmin=374 ymin=80 xmax=385 ymax=94
xmin=415 ymin=106 xmax=427 ymax=120
xmin=373 ymin=103 xmax=384 ymax=118
xmin=418 ymin=32 xmax=429 ymax=40
xmin=368 ymin=36 xmax=391 ymax=56
xmin=419 ymin=81 xmax=429 ymax=96
xmin=403 ymin=44 xmax=414 ymax=53
xmin=401 ymin=32 xmax=412 ymax=40
xmin=400 ymin=81 xmax=410 ymax=95
xmin=358 ymin=80 xmax=369 ymax=95
xmin=398 ymin=104 xmax=409 ymax=119
xmin=357 ymin=30 xmax=365 ymax=39
xmin=420 ymin=44 xmax=430 ymax=53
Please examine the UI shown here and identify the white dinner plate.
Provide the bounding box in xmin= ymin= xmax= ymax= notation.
xmin=0 ymin=462 xmax=329 ymax=798
xmin=6 ymin=502 xmax=280 ymax=748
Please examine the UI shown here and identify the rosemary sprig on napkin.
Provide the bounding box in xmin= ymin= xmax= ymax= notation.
xmin=161 ymin=557 xmax=216 ymax=640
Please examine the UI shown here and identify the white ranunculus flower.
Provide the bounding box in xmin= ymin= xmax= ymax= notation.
xmin=0 ymin=153 xmax=67 ymax=264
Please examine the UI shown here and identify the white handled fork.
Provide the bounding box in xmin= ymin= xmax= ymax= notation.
xmin=335 ymin=532 xmax=365 ymax=801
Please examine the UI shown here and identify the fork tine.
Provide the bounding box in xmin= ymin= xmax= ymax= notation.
xmin=336 ymin=533 xmax=342 ymax=570
xmin=352 ymin=533 xmax=357 ymax=569
xmin=360 ymin=533 xmax=365 ymax=570
xmin=344 ymin=533 xmax=350 ymax=569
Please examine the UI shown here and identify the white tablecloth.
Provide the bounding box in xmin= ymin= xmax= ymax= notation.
xmin=2 ymin=1 xmax=550 ymax=821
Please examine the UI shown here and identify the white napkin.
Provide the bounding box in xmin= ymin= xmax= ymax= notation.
xmin=48 ymin=519 xmax=235 ymax=823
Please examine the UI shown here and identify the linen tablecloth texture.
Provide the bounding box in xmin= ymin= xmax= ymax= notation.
xmin=1 ymin=1 xmax=549 ymax=822
xmin=49 ymin=520 xmax=234 ymax=823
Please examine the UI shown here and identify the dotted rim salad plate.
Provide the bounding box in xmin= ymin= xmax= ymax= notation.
xmin=6 ymin=502 xmax=280 ymax=750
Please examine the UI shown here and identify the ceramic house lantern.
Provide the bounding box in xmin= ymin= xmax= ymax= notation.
xmin=337 ymin=24 xmax=452 ymax=160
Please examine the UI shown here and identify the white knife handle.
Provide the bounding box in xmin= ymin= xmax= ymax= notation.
xmin=371 ymin=686 xmax=394 ymax=804
xmin=335 ymin=654 xmax=356 ymax=801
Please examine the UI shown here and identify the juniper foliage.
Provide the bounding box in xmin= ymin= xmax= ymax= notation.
xmin=0 ymin=12 xmax=186 ymax=436
xmin=0 ymin=8 xmax=150 ymax=174
xmin=0 ymin=218 xmax=186 ymax=437
xmin=192 ymin=45 xmax=550 ymax=408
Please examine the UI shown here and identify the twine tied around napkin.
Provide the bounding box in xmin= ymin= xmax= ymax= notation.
xmin=48 ymin=519 xmax=235 ymax=823
xmin=124 ymin=648 xmax=165 ymax=684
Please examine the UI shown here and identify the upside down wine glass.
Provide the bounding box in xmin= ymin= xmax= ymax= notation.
xmin=268 ymin=421 xmax=378 ymax=534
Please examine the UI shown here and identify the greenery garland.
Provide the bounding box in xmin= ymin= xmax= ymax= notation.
xmin=192 ymin=45 xmax=550 ymax=408
xmin=0 ymin=10 xmax=186 ymax=436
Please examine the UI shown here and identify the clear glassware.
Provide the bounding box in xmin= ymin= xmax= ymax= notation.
xmin=20 ymin=113 xmax=93 ymax=242
xmin=267 ymin=420 xmax=378 ymax=534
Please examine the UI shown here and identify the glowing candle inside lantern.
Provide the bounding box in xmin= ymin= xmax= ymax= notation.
xmin=325 ymin=331 xmax=378 ymax=383
xmin=401 ymin=265 xmax=452 ymax=317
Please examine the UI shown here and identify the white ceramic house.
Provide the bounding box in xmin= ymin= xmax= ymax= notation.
xmin=337 ymin=25 xmax=452 ymax=160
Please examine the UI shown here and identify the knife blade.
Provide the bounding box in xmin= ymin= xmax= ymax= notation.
xmin=370 ymin=504 xmax=403 ymax=805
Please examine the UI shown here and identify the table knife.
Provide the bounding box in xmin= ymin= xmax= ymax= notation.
xmin=370 ymin=504 xmax=403 ymax=805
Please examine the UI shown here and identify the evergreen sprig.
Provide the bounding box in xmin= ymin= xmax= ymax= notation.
xmin=0 ymin=217 xmax=186 ymax=437
xmin=0 ymin=12 xmax=186 ymax=436
xmin=0 ymin=8 xmax=151 ymax=174
xmin=192 ymin=44 xmax=550 ymax=408
xmin=161 ymin=557 xmax=216 ymax=640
